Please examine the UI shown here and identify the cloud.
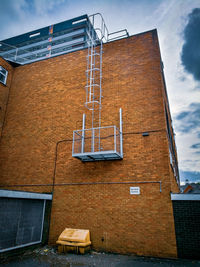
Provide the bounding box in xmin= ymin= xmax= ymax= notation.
xmin=176 ymin=111 xmax=190 ymax=120
xmin=181 ymin=8 xmax=200 ymax=81
xmin=180 ymin=170 xmax=200 ymax=183
xmin=175 ymin=102 xmax=200 ymax=133
xmin=0 ymin=0 xmax=71 ymax=39
xmin=191 ymin=143 xmax=200 ymax=149
xmin=30 ymin=0 xmax=66 ymax=16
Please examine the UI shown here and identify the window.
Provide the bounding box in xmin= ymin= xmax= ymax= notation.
xmin=165 ymin=104 xmax=179 ymax=184
xmin=0 ymin=66 xmax=8 ymax=85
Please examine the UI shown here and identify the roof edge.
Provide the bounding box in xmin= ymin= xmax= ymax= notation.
xmin=171 ymin=193 xmax=200 ymax=201
xmin=0 ymin=189 xmax=52 ymax=200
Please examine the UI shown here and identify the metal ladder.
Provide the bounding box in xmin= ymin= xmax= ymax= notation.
xmin=72 ymin=13 xmax=127 ymax=159
xmin=85 ymin=14 xmax=108 ymax=152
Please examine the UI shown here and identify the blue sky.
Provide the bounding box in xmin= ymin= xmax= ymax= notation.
xmin=0 ymin=0 xmax=200 ymax=184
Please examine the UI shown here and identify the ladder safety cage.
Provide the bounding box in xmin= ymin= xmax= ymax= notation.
xmin=72 ymin=13 xmax=124 ymax=162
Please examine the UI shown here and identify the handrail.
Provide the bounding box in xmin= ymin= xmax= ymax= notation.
xmin=108 ymin=29 xmax=129 ymax=41
xmin=89 ymin=13 xmax=109 ymax=42
xmin=89 ymin=13 xmax=109 ymax=36
xmin=0 ymin=29 xmax=85 ymax=56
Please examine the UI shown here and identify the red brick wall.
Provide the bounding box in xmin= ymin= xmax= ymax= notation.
xmin=0 ymin=30 xmax=178 ymax=257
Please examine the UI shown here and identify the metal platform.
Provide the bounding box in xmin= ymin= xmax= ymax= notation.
xmin=72 ymin=109 xmax=123 ymax=162
xmin=72 ymin=151 xmax=122 ymax=162
xmin=72 ymin=125 xmax=123 ymax=162
xmin=0 ymin=15 xmax=98 ymax=65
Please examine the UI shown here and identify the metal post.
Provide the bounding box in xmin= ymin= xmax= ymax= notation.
xmin=92 ymin=128 xmax=95 ymax=152
xmin=15 ymin=48 xmax=18 ymax=62
xmin=81 ymin=114 xmax=85 ymax=153
xmin=114 ymin=126 xmax=116 ymax=152
xmin=119 ymin=108 xmax=123 ymax=158
xmin=72 ymin=131 xmax=75 ymax=154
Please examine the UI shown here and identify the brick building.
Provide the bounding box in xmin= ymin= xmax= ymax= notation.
xmin=0 ymin=14 xmax=180 ymax=258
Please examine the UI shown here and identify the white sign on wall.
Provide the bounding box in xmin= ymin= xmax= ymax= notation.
xmin=130 ymin=187 xmax=140 ymax=195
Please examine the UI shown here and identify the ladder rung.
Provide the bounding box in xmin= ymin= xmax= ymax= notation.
xmin=86 ymin=68 xmax=100 ymax=72
xmin=87 ymin=53 xmax=100 ymax=57
xmin=85 ymin=101 xmax=100 ymax=105
xmin=85 ymin=84 xmax=100 ymax=88
xmin=86 ymin=75 xmax=101 ymax=79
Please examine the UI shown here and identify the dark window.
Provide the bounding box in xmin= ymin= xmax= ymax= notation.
xmin=0 ymin=66 xmax=8 ymax=85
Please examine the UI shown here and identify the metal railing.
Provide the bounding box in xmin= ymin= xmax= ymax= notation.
xmin=108 ymin=29 xmax=129 ymax=41
xmin=0 ymin=15 xmax=93 ymax=65
xmin=0 ymin=14 xmax=129 ymax=65
xmin=72 ymin=125 xmax=121 ymax=156
xmin=89 ymin=13 xmax=109 ymax=42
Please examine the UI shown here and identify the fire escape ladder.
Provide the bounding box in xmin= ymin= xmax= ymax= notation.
xmin=72 ymin=13 xmax=124 ymax=162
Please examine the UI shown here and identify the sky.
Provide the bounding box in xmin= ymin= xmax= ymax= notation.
xmin=0 ymin=0 xmax=200 ymax=184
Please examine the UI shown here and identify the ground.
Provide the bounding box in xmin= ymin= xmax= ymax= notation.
xmin=1 ymin=246 xmax=200 ymax=266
